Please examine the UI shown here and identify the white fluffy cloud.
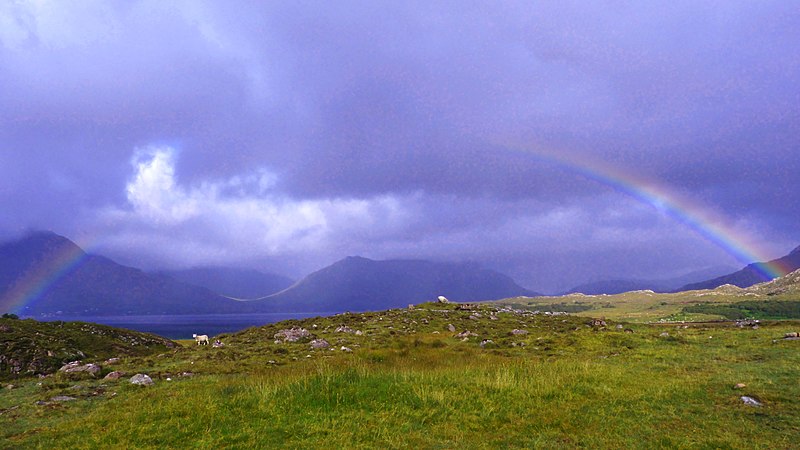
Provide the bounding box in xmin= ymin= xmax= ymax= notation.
xmin=98 ymin=145 xmax=410 ymax=265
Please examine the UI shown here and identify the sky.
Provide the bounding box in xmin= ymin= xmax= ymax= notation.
xmin=0 ymin=1 xmax=798 ymax=293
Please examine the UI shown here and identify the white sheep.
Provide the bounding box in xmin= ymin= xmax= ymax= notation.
xmin=192 ymin=333 xmax=209 ymax=345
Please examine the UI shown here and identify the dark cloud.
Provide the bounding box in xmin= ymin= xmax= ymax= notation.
xmin=0 ymin=1 xmax=797 ymax=293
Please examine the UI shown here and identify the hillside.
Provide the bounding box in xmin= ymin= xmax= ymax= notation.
xmin=0 ymin=231 xmax=238 ymax=316
xmin=157 ymin=266 xmax=294 ymax=299
xmin=246 ymin=256 xmax=537 ymax=312
xmin=0 ymin=316 xmax=175 ymax=380
xmin=680 ymin=245 xmax=800 ymax=291
xmin=565 ymin=266 xmax=735 ymax=295
xmin=1 ymin=302 xmax=799 ymax=448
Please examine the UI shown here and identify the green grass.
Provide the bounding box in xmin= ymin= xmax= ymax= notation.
xmin=2 ymin=304 xmax=799 ymax=448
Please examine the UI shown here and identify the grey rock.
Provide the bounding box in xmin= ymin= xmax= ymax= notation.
xmin=60 ymin=362 xmax=101 ymax=376
xmin=129 ymin=374 xmax=154 ymax=386
xmin=103 ymin=371 xmax=125 ymax=380
xmin=447 ymin=324 xmax=456 ymax=333
xmin=455 ymin=330 xmax=478 ymax=338
xmin=50 ymin=396 xmax=77 ymax=402
xmin=310 ymin=339 xmax=330 ymax=350
xmin=510 ymin=329 xmax=528 ymax=335
xmin=740 ymin=396 xmax=762 ymax=407
xmin=274 ymin=327 xmax=312 ymax=343
xmin=479 ymin=339 xmax=495 ymax=348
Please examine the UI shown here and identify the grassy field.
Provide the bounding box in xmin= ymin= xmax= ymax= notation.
xmin=1 ymin=303 xmax=799 ymax=448
xmin=497 ymin=290 xmax=800 ymax=323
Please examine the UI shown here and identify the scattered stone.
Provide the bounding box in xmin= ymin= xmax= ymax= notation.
xmin=335 ymin=326 xmax=357 ymax=334
xmin=355 ymin=330 xmax=363 ymax=336
xmin=340 ymin=346 xmax=353 ymax=352
xmin=310 ymin=339 xmax=330 ymax=350
xmin=437 ymin=295 xmax=449 ymax=303
xmin=616 ymin=324 xmax=624 ymax=330
xmin=589 ymin=319 xmax=607 ymax=327
xmin=104 ymin=357 xmax=120 ymax=365
xmin=479 ymin=339 xmax=495 ymax=348
xmin=129 ymin=374 xmax=154 ymax=386
xmin=274 ymin=327 xmax=312 ymax=343
xmin=624 ymin=329 xmax=634 ymax=333
xmin=740 ymin=396 xmax=762 ymax=407
xmin=784 ymin=332 xmax=799 ymax=339
xmin=59 ymin=362 xmax=101 ymax=376
xmin=489 ymin=314 xmax=498 ymax=321
xmin=659 ymin=332 xmax=670 ymax=338
xmin=408 ymin=304 xmax=415 ymax=310
xmin=212 ymin=340 xmax=224 ymax=348
xmin=733 ymin=383 xmax=747 ymax=390
xmin=510 ymin=329 xmax=528 ymax=336
xmin=468 ymin=314 xmax=481 ymax=320
xmin=103 ymin=371 xmax=124 ymax=380
xmin=50 ymin=396 xmax=77 ymax=402
xmin=455 ymin=330 xmax=478 ymax=338
xmin=447 ymin=324 xmax=456 ymax=333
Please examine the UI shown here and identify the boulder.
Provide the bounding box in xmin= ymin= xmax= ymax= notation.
xmin=437 ymin=296 xmax=449 ymax=303
xmin=130 ymin=374 xmax=154 ymax=386
xmin=310 ymin=339 xmax=330 ymax=350
xmin=59 ymin=362 xmax=101 ymax=376
xmin=274 ymin=327 xmax=312 ymax=343
xmin=740 ymin=396 xmax=762 ymax=407
xmin=455 ymin=330 xmax=478 ymax=338
xmin=104 ymin=371 xmax=125 ymax=380
xmin=510 ymin=329 xmax=528 ymax=335
xmin=479 ymin=339 xmax=495 ymax=348
xmin=447 ymin=324 xmax=456 ymax=333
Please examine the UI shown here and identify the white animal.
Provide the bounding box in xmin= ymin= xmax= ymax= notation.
xmin=192 ymin=334 xmax=209 ymax=345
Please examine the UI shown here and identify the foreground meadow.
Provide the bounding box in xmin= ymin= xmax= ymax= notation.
xmin=2 ymin=304 xmax=799 ymax=448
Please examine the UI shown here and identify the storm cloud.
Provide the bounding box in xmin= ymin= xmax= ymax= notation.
xmin=1 ymin=1 xmax=798 ymax=292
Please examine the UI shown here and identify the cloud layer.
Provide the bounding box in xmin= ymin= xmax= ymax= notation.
xmin=1 ymin=1 xmax=798 ymax=292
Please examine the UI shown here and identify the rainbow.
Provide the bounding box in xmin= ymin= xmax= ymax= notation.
xmin=1 ymin=235 xmax=89 ymax=315
xmin=497 ymin=142 xmax=789 ymax=280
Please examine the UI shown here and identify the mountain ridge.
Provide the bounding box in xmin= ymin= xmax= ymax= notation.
xmin=679 ymin=246 xmax=800 ymax=291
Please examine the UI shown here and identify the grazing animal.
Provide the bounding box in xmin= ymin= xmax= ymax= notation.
xmin=192 ymin=334 xmax=209 ymax=345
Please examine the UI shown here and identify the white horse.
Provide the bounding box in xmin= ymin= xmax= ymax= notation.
xmin=192 ymin=333 xmax=209 ymax=345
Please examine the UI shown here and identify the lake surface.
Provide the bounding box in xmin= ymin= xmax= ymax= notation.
xmin=38 ymin=313 xmax=335 ymax=339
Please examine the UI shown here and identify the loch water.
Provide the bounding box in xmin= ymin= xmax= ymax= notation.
xmin=36 ymin=313 xmax=333 ymax=339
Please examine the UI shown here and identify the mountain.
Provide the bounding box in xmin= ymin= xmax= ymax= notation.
xmin=746 ymin=267 xmax=800 ymax=296
xmin=245 ymin=256 xmax=538 ymax=313
xmin=157 ymin=267 xmax=294 ymax=299
xmin=0 ymin=231 xmax=238 ymax=316
xmin=680 ymin=245 xmax=800 ymax=291
xmin=566 ymin=266 xmax=736 ymax=295
xmin=1 ymin=233 xmax=535 ymax=316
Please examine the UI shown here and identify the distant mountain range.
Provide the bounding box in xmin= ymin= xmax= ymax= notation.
xmin=156 ymin=267 xmax=294 ymax=300
xmin=0 ymin=231 xmax=238 ymax=316
xmin=0 ymin=232 xmax=535 ymax=316
xmin=565 ymin=266 xmax=736 ymax=295
xmin=244 ymin=256 xmax=537 ymax=313
xmin=680 ymin=245 xmax=800 ymax=291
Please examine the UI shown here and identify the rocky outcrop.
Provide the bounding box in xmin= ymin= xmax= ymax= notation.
xmin=130 ymin=374 xmax=154 ymax=386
